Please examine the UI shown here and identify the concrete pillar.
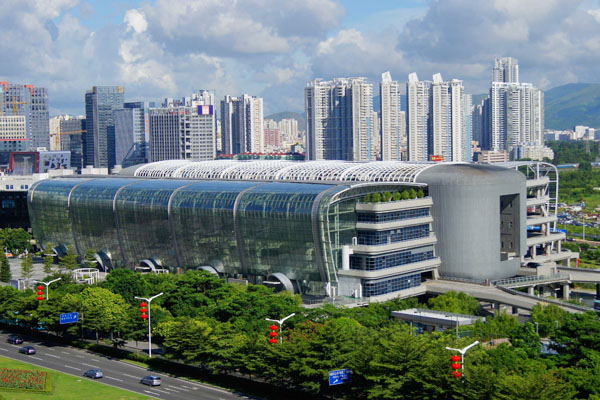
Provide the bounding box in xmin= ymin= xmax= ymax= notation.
xmin=512 ymin=306 xmax=518 ymax=315
xmin=562 ymin=284 xmax=570 ymax=300
xmin=528 ymin=286 xmax=535 ymax=296
xmin=596 ymin=283 xmax=600 ymax=299
xmin=495 ymin=302 xmax=501 ymax=315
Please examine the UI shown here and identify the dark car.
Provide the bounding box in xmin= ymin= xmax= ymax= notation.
xmin=84 ymin=369 xmax=103 ymax=379
xmin=140 ymin=375 xmax=161 ymax=386
xmin=7 ymin=335 xmax=24 ymax=345
xmin=18 ymin=346 xmax=36 ymax=355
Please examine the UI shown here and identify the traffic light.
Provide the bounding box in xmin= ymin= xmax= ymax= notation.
xmin=269 ymin=324 xmax=278 ymax=344
xmin=451 ymin=355 xmax=461 ymax=378
xmin=36 ymin=285 xmax=44 ymax=301
xmin=140 ymin=302 xmax=148 ymax=320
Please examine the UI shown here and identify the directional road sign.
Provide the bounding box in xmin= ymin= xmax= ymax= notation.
xmin=329 ymin=369 xmax=352 ymax=386
xmin=60 ymin=312 xmax=79 ymax=324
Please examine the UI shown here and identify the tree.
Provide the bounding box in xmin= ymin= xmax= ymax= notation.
xmin=372 ymin=193 xmax=382 ymax=203
xmin=43 ymin=255 xmax=54 ymax=275
xmin=401 ymin=191 xmax=410 ymax=200
xmin=408 ymin=188 xmax=417 ymax=199
xmin=78 ymin=287 xmax=131 ymax=343
xmin=0 ymin=228 xmax=32 ymax=255
xmin=20 ymin=254 xmax=34 ymax=284
xmin=59 ymin=247 xmax=80 ymax=272
xmin=0 ymin=252 xmax=11 ymax=282
xmin=392 ymin=192 xmax=401 ymax=201
xmin=427 ymin=291 xmax=480 ymax=315
xmin=155 ymin=317 xmax=216 ymax=365
xmin=382 ymin=192 xmax=392 ymax=202
xmin=417 ymin=189 xmax=425 ymax=198
xmin=84 ymin=249 xmax=98 ymax=269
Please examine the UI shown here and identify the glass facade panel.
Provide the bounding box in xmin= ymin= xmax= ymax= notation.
xmin=357 ymin=207 xmax=429 ymax=223
xmin=238 ymin=182 xmax=335 ymax=286
xmin=357 ymin=224 xmax=430 ymax=245
xmin=28 ymin=178 xmax=96 ymax=250
xmin=350 ymin=246 xmax=435 ymax=271
xmin=363 ymin=273 xmax=421 ymax=297
xmin=171 ymin=181 xmax=258 ymax=273
xmin=70 ymin=178 xmax=138 ymax=268
xmin=115 ymin=179 xmax=195 ymax=267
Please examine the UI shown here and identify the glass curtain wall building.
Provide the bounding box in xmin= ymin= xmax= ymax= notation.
xmin=29 ymin=175 xmax=438 ymax=299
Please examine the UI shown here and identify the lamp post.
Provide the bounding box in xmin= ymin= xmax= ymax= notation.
xmin=445 ymin=314 xmax=460 ymax=338
xmin=134 ymin=292 xmax=163 ymax=358
xmin=32 ymin=278 xmax=61 ymax=300
xmin=445 ymin=341 xmax=479 ymax=378
xmin=265 ymin=313 xmax=295 ymax=344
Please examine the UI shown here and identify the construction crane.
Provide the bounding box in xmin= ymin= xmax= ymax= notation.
xmin=11 ymin=99 xmax=28 ymax=115
xmin=49 ymin=130 xmax=87 ymax=136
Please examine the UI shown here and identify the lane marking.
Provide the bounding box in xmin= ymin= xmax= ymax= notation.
xmin=30 ymin=356 xmax=43 ymax=361
xmin=162 ymin=387 xmax=181 ymax=393
xmin=64 ymin=365 xmax=80 ymax=371
xmin=123 ymin=373 xmax=139 ymax=379
xmin=143 ymin=390 xmax=161 ymax=397
xmin=82 ymin=363 xmax=100 ymax=368
xmin=46 ymin=354 xmax=61 ymax=359
xmin=176 ymin=387 xmax=190 ymax=392
xmin=90 ymin=358 xmax=101 ymax=362
xmin=61 ymin=351 xmax=70 ymax=355
xmin=104 ymin=376 xmax=123 ymax=382
xmin=0 ymin=348 xmax=8 ymax=352
xmin=151 ymin=388 xmax=171 ymax=394
xmin=75 ymin=354 xmax=85 ymax=359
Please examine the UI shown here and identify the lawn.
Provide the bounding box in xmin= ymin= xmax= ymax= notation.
xmin=0 ymin=356 xmax=155 ymax=400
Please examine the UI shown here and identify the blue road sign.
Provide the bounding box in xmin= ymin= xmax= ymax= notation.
xmin=60 ymin=312 xmax=79 ymax=325
xmin=329 ymin=369 xmax=352 ymax=386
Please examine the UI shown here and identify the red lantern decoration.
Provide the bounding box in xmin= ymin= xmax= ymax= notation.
xmin=37 ymin=285 xmax=44 ymax=290
xmin=37 ymin=296 xmax=44 ymax=301
xmin=270 ymin=325 xmax=278 ymax=331
xmin=140 ymin=308 xmax=148 ymax=313
xmin=453 ymin=371 xmax=462 ymax=378
xmin=269 ymin=338 xmax=277 ymax=344
xmin=451 ymin=355 xmax=461 ymax=362
xmin=269 ymin=331 xmax=278 ymax=337
xmin=141 ymin=314 xmax=148 ymax=319
xmin=140 ymin=302 xmax=148 ymax=307
xmin=37 ymin=290 xmax=43 ymax=295
xmin=451 ymin=363 xmax=461 ymax=370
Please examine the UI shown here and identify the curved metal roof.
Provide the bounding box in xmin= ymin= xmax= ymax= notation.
xmin=127 ymin=160 xmax=443 ymax=183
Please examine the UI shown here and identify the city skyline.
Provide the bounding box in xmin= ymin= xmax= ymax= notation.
xmin=2 ymin=0 xmax=600 ymax=116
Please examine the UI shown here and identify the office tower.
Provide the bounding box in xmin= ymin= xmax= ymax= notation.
xmin=279 ymin=118 xmax=298 ymax=142
xmin=462 ymin=94 xmax=473 ymax=162
xmin=59 ymin=116 xmax=86 ymax=172
xmin=406 ymin=73 xmax=431 ymax=161
xmin=114 ymin=102 xmax=149 ymax=168
xmin=493 ymin=57 xmax=519 ymax=83
xmin=220 ymin=94 xmax=264 ymax=154
xmin=0 ymin=115 xmax=28 ymax=154
xmin=1 ymin=82 xmax=50 ymax=150
xmin=380 ymin=72 xmax=406 ymax=161
xmin=84 ymin=86 xmax=124 ymax=170
xmin=149 ymin=96 xmax=216 ymax=162
xmin=305 ymin=77 xmax=375 ymax=161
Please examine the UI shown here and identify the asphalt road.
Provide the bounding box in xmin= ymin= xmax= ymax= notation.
xmin=0 ymin=330 xmax=253 ymax=400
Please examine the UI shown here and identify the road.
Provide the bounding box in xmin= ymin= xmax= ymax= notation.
xmin=0 ymin=330 xmax=253 ymax=400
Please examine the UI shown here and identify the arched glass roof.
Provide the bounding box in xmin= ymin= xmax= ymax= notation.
xmin=128 ymin=160 xmax=444 ymax=183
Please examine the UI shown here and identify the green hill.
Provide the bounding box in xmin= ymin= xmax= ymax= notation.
xmin=544 ymin=83 xmax=600 ymax=130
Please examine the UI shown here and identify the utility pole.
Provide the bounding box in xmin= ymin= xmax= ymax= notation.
xmin=135 ymin=292 xmax=163 ymax=358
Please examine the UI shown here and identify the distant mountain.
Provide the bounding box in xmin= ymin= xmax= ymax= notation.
xmin=265 ymin=111 xmax=306 ymax=130
xmin=544 ymin=83 xmax=600 ymax=130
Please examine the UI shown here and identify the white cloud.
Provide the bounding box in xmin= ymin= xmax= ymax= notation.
xmin=124 ymin=9 xmax=147 ymax=34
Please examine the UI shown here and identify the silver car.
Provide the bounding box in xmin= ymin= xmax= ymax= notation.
xmin=84 ymin=369 xmax=103 ymax=379
xmin=140 ymin=375 xmax=161 ymax=386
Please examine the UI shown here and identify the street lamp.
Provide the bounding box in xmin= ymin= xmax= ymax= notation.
xmin=32 ymin=278 xmax=61 ymax=300
xmin=445 ymin=314 xmax=460 ymax=338
xmin=265 ymin=313 xmax=295 ymax=344
xmin=134 ymin=292 xmax=163 ymax=358
xmin=445 ymin=341 xmax=480 ymax=378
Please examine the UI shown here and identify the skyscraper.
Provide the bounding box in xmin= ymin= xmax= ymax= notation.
xmin=380 ymin=72 xmax=406 ymax=161
xmin=406 ymin=73 xmax=431 ymax=161
xmin=305 ymin=78 xmax=375 ymax=161
xmin=1 ymin=82 xmax=50 ymax=150
xmin=114 ymin=102 xmax=149 ymax=168
xmin=84 ymin=86 xmax=124 ymax=170
xmin=493 ymin=57 xmax=519 ymax=84
xmin=220 ymin=94 xmax=264 ymax=155
xmin=149 ymin=93 xmax=216 ymax=162
xmin=58 ymin=115 xmax=86 ymax=172
xmin=488 ymin=58 xmax=543 ymax=153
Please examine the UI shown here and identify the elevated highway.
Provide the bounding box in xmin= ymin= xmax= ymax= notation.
xmin=424 ymin=279 xmax=590 ymax=314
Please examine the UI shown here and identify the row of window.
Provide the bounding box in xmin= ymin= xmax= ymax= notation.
xmin=357 ymin=207 xmax=429 ymax=224
xmin=350 ymin=248 xmax=435 ymax=271
xmin=357 ymin=224 xmax=430 ymax=246
xmin=4 ymin=185 xmax=28 ymax=190
xmin=363 ymin=273 xmax=421 ymax=297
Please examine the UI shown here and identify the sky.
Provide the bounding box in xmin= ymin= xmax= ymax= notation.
xmin=2 ymin=0 xmax=600 ymax=116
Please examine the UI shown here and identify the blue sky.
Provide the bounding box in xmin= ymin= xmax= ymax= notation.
xmin=2 ymin=0 xmax=599 ymax=116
